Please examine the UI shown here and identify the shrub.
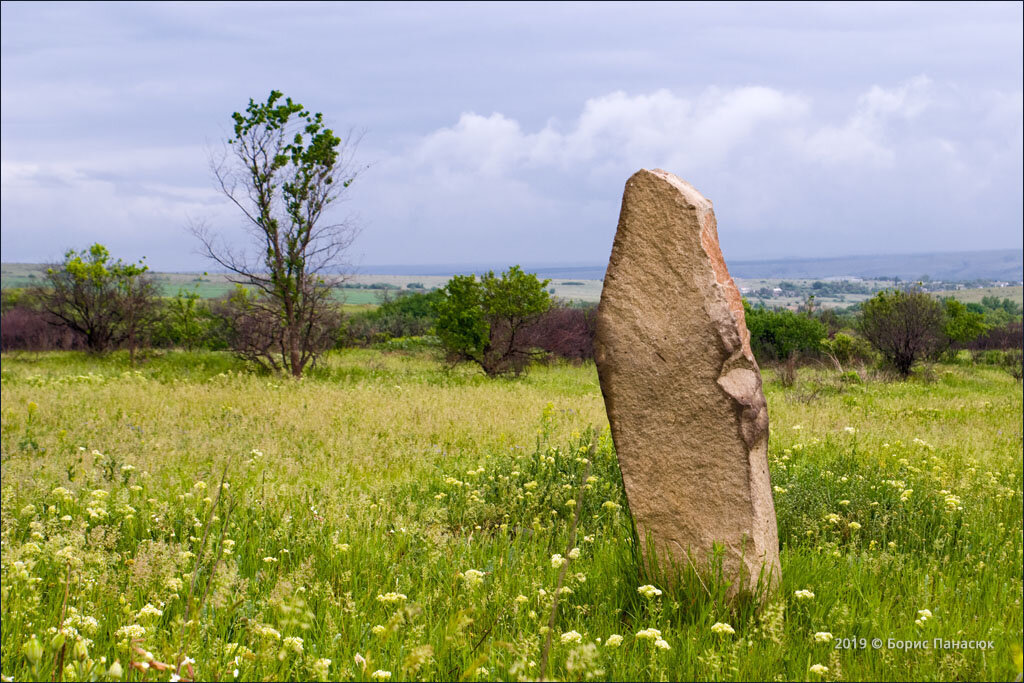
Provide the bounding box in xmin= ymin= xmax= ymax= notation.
xmin=38 ymin=243 xmax=159 ymax=357
xmin=0 ymin=307 xmax=85 ymax=351
xmin=821 ymin=331 xmax=875 ymax=370
xmin=434 ymin=266 xmax=551 ymax=376
xmin=968 ymin=321 xmax=1023 ymax=351
xmin=338 ymin=290 xmax=443 ymax=347
xmin=151 ymin=292 xmax=231 ymax=351
xmin=859 ymin=288 xmax=945 ymax=377
xmin=219 ymin=285 xmax=341 ymax=372
xmin=521 ymin=304 xmax=597 ymax=362
xmin=744 ymin=303 xmax=826 ymax=362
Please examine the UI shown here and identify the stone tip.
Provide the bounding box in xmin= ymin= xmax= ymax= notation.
xmin=634 ymin=168 xmax=714 ymax=211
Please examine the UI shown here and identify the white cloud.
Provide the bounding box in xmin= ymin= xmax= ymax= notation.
xmin=411 ymin=86 xmax=810 ymax=176
xmin=803 ymin=76 xmax=934 ymax=165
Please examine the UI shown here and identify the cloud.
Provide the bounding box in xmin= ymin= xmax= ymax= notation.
xmin=803 ymin=76 xmax=933 ymax=165
xmin=411 ymin=86 xmax=810 ymax=175
xmin=352 ymin=78 xmax=1021 ymax=263
xmin=0 ymin=149 xmax=229 ymax=267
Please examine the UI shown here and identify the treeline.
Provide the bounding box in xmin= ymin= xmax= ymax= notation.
xmin=2 ymin=247 xmax=1021 ymax=382
xmin=0 ymin=256 xmax=598 ymax=368
xmin=743 ymin=292 xmax=1022 ymax=380
xmin=1 ymin=284 xmax=598 ymax=361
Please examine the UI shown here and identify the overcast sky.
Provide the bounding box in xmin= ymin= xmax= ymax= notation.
xmin=2 ymin=1 xmax=1022 ymax=271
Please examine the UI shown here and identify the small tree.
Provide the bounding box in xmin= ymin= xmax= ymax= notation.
xmin=942 ymin=298 xmax=987 ymax=349
xmin=193 ymin=90 xmax=360 ymax=376
xmin=743 ymin=303 xmax=826 ymax=362
xmin=39 ymin=243 xmax=158 ymax=357
xmin=435 ymin=266 xmax=551 ymax=376
xmin=859 ymin=288 xmax=945 ymax=377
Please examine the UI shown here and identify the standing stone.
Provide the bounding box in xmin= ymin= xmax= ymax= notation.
xmin=595 ymin=169 xmax=780 ymax=597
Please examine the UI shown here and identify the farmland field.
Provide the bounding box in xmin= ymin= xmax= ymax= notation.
xmin=1 ymin=350 xmax=1022 ymax=681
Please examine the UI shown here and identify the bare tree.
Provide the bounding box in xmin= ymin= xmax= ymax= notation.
xmin=192 ymin=90 xmax=361 ymax=376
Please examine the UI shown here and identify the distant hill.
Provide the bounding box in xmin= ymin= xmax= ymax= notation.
xmin=727 ymin=249 xmax=1023 ymax=282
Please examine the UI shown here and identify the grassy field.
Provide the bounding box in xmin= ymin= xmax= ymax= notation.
xmin=1 ymin=350 xmax=1021 ymax=681
xmin=933 ymin=286 xmax=1024 ymax=306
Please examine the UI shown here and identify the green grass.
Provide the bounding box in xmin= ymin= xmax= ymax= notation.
xmin=1 ymin=351 xmax=1021 ymax=681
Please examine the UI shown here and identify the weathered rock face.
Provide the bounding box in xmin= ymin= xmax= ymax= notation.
xmin=595 ymin=169 xmax=780 ymax=596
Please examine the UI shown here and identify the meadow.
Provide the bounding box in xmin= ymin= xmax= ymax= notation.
xmin=1 ymin=349 xmax=1021 ymax=681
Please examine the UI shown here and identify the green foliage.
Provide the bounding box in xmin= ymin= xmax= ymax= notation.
xmin=340 ymin=290 xmax=445 ymax=347
xmin=821 ymin=332 xmax=876 ymax=368
xmin=379 ymin=289 xmax=445 ymax=321
xmin=980 ymin=295 xmax=1023 ymax=317
xmin=971 ymin=295 xmax=1024 ymax=327
xmin=943 ymin=298 xmax=988 ymax=347
xmin=160 ymin=289 xmax=203 ymax=350
xmin=435 ymin=275 xmax=489 ymax=359
xmin=435 ymin=266 xmax=552 ymax=376
xmin=860 ymin=288 xmax=946 ymax=377
xmin=744 ymin=303 xmax=827 ymax=362
xmin=59 ymin=243 xmax=147 ymax=284
xmin=479 ymin=266 xmax=551 ymax=321
xmin=153 ymin=289 xmax=229 ymax=351
xmin=1 ymin=287 xmax=32 ymax=315
xmin=40 ymin=243 xmax=157 ymax=353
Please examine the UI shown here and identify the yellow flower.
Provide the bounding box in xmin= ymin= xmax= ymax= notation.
xmin=463 ymin=569 xmax=485 ymax=588
xmin=637 ymin=585 xmax=662 ymax=599
xmin=710 ymin=622 xmax=735 ymax=636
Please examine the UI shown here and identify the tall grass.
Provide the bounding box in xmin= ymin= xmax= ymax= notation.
xmin=1 ymin=350 xmax=1021 ymax=681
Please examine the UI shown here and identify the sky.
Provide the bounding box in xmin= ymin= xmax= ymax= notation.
xmin=1 ymin=1 xmax=1022 ymax=271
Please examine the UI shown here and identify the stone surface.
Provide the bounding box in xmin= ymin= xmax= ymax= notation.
xmin=594 ymin=169 xmax=780 ymax=596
